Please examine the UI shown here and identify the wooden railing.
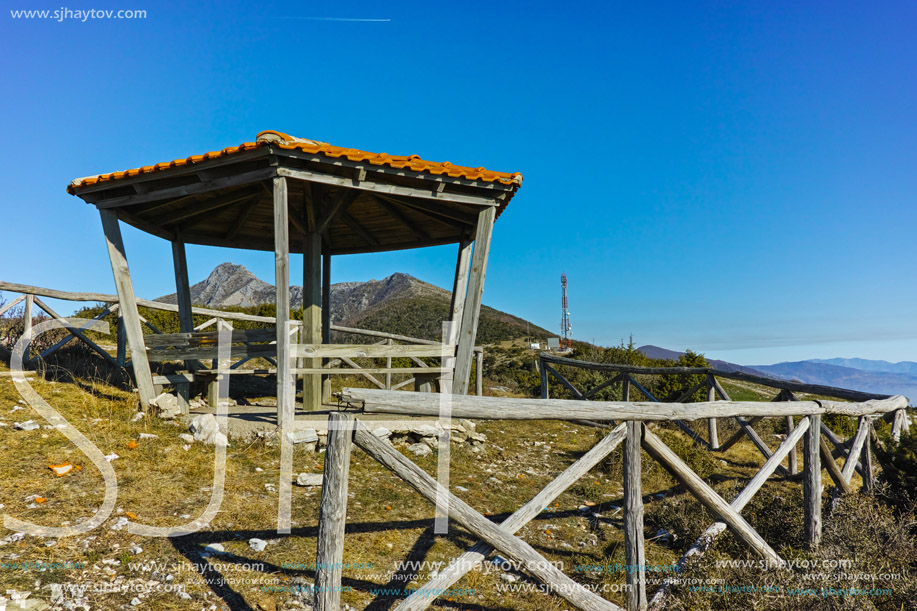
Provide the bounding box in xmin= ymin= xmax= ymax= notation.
xmin=316 ymin=388 xmax=909 ymax=611
xmin=0 ymin=280 xmax=485 ymax=397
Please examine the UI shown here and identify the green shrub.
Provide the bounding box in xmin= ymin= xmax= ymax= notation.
xmin=876 ymin=429 xmax=917 ymax=513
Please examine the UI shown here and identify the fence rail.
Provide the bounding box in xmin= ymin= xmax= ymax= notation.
xmin=317 ymin=376 xmax=910 ymax=611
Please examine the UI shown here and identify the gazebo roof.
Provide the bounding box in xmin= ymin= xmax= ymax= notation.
xmin=68 ymin=131 xmax=522 ymax=255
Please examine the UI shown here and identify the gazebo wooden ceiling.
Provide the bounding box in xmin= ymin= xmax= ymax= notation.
xmin=68 ymin=130 xmax=523 ymax=255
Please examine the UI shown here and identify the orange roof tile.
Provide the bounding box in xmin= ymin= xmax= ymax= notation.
xmin=68 ymin=130 xmax=523 ymax=194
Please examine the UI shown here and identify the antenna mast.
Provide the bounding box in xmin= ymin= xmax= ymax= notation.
xmin=560 ymin=272 xmax=572 ymax=350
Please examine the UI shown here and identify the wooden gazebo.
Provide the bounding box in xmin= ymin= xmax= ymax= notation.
xmin=68 ymin=130 xmax=522 ymax=425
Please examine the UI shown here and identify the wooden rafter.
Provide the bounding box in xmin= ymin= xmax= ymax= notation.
xmin=339 ymin=209 xmax=379 ymax=247
xmin=151 ymin=187 xmax=263 ymax=227
xmin=372 ymin=196 xmax=431 ymax=241
xmin=317 ymin=189 xmax=359 ymax=235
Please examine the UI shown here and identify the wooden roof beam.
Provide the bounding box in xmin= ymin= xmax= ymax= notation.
xmin=375 ymin=193 xmax=476 ymax=227
xmin=339 ymin=209 xmax=380 ymax=247
xmin=371 ymin=195 xmax=431 ymax=241
xmin=317 ymin=189 xmax=359 ymax=235
xmin=154 ymin=187 xmax=263 ymax=227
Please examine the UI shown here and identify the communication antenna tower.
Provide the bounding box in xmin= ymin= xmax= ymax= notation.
xmin=560 ymin=272 xmax=572 ymax=350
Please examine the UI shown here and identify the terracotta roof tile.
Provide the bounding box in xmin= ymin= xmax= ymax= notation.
xmin=67 ymin=131 xmax=523 ymax=194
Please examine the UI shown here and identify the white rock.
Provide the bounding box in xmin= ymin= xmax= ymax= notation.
xmin=139 ymin=433 xmax=158 ymax=439
xmin=130 ymin=545 xmax=143 ymax=554
xmin=177 ymin=591 xmax=192 ymax=600
xmin=104 ymin=453 xmax=119 ymax=462
xmin=15 ymin=420 xmax=40 ymax=431
xmin=408 ymin=442 xmax=433 ymax=457
xmin=409 ymin=424 xmax=441 ymax=438
xmin=248 ymin=538 xmax=267 ymax=552
xmin=286 ymin=428 xmax=318 ymax=444
xmin=150 ymin=392 xmax=181 ymax=420
xmin=110 ymin=517 xmax=129 ymax=531
xmin=254 ymin=467 xmax=264 ymax=472
xmin=203 ymin=543 xmax=224 ymax=555
xmin=189 ymin=414 xmax=227 ymax=447
xmin=130 ymin=597 xmax=141 ymax=606
xmin=296 ymin=473 xmax=323 ymax=487
xmin=131 ymin=412 xmax=144 ymax=422
xmin=178 ymin=433 xmax=195 ymax=443
xmin=372 ymin=427 xmax=392 ymax=439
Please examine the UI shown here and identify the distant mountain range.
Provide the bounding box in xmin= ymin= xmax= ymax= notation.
xmin=156 ymin=262 xmax=551 ymax=343
xmin=639 ymin=344 xmax=915 ymax=401
xmin=638 ymin=345 xmax=776 ymax=378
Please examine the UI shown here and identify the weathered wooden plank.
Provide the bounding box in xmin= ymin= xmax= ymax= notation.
xmin=22 ymin=294 xmax=33 ymax=361
xmin=786 ymin=416 xmax=798 ymax=474
xmin=322 ymin=251 xmax=332 ymax=402
xmin=840 ymin=417 xmax=870 ymax=484
xmin=0 ymin=294 xmax=25 ymax=317
xmin=0 ymin=281 xmax=116 ymax=303
xmin=346 ymin=388 xmax=908 ymax=420
xmin=454 ymin=206 xmax=495 ymax=395
xmin=302 ymin=221 xmax=322 ymax=411
xmin=38 ymin=306 xmax=112 ymax=361
xmin=147 ymin=343 xmax=276 ymax=362
xmin=276 ymin=166 xmax=502 ymax=208
xmin=92 ymin=167 xmax=276 ymax=209
xmin=145 ymin=328 xmax=276 ymax=348
xmin=649 ymin=417 xmax=811 ymax=608
xmin=315 ymin=413 xmax=355 ymax=611
xmin=544 ymin=363 xmax=586 ymax=400
xmin=624 ymin=421 xmax=647 ymax=610
xmin=352 ymin=420 xmax=621 ymax=611
xmin=171 ymin=236 xmax=195 ymax=341
xmin=274 ymin=176 xmax=294 ymax=426
xmin=292 ymin=343 xmax=453 ymax=359
xmin=294 ymin=367 xmax=449 ymax=375
xmin=449 ymin=238 xmax=473 ymax=333
xmin=804 ymin=415 xmax=822 ymax=550
xmin=99 ymin=209 xmax=156 ymax=408
xmin=735 ymin=416 xmax=789 ymax=476
xmin=861 ymin=419 xmax=875 ymax=493
xmin=641 ymin=426 xmax=783 ymax=566
xmin=396 ymin=423 xmax=628 ymax=611
xmin=540 ymin=356 xmax=550 ymax=399
xmin=330 ymin=324 xmax=439 ymax=346
xmin=476 ymin=349 xmax=484 ymax=397
xmin=819 ymin=436 xmax=853 ymax=494
xmin=706 ymin=377 xmax=719 ymax=451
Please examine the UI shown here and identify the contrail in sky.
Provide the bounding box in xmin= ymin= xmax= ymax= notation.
xmin=283 ymin=17 xmax=391 ymax=22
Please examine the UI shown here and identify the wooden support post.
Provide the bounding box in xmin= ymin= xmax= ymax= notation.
xmin=171 ymin=235 xmax=197 ymax=375
xmin=476 ymin=349 xmax=484 ymax=396
xmin=641 ymin=427 xmax=783 ymax=565
xmin=22 ymin=294 xmax=33 ymax=362
xmin=840 ymin=417 xmax=870 ymax=484
xmin=786 ymin=416 xmax=798 ymax=474
xmin=454 ymin=207 xmax=495 ymax=395
xmin=624 ymin=422 xmax=646 ymax=610
xmin=302 ymin=222 xmax=322 ymax=411
xmin=819 ymin=436 xmax=853 ymax=494
xmin=273 ymin=177 xmax=293 ymax=426
xmin=315 ymin=412 xmax=355 ymax=611
xmin=706 ymin=376 xmax=718 ymax=451
xmin=321 ymin=251 xmax=332 ymax=403
xmin=804 ymin=415 xmax=822 ymax=550
xmin=99 ymin=209 xmax=156 ymax=408
xmin=622 ymin=375 xmax=630 ymax=401
xmin=449 ymin=238 xmax=473 ymax=329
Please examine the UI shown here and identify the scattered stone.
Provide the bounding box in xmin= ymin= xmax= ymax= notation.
xmin=110 ymin=517 xmax=129 ymax=531
xmin=130 ymin=597 xmax=141 ymax=606
xmin=104 ymin=452 xmax=119 ymax=462
xmin=15 ymin=420 xmax=39 ymax=431
xmin=371 ymin=427 xmax=392 ymax=440
xmin=139 ymin=433 xmax=158 ymax=439
xmin=254 ymin=467 xmax=264 ymax=472
xmin=286 ymin=428 xmax=318 ymax=450
xmin=189 ymin=414 xmax=227 ymax=447
xmin=407 ymin=442 xmax=432 ymax=457
xmin=203 ymin=543 xmax=225 ymax=555
xmin=177 ymin=591 xmax=192 ymax=600
xmin=130 ymin=545 xmax=143 ymax=555
xmin=296 ymin=473 xmax=323 ymax=487
xmin=150 ymin=392 xmax=181 ymax=420
xmin=248 ymin=538 xmax=267 ymax=552
xmin=178 ymin=433 xmax=194 ymax=444
xmin=131 ymin=412 xmax=144 ymax=422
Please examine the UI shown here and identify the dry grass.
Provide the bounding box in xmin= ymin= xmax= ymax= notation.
xmin=0 ymin=364 xmax=913 ymax=611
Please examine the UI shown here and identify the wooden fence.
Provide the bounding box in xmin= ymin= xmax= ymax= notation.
xmin=310 ymin=379 xmax=909 ymax=611
xmin=0 ymin=281 xmax=485 ymax=403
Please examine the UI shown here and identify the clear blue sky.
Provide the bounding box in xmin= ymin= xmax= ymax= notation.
xmin=2 ymin=0 xmax=915 ymax=366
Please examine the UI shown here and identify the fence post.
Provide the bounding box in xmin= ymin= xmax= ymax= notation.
xmin=22 ymin=294 xmax=33 ymax=362
xmin=861 ymin=418 xmax=874 ymax=494
xmin=315 ymin=412 xmax=355 ymax=611
xmin=706 ymin=375 xmax=718 ymax=450
xmin=785 ymin=416 xmax=797 ymax=474
xmin=624 ymin=421 xmax=647 ymax=610
xmin=539 ymin=356 xmax=549 ymax=399
xmin=385 ymin=338 xmax=392 ymax=390
xmin=804 ymin=415 xmax=822 ymax=550
xmin=476 ymin=349 xmax=484 ymax=396
xmin=116 ymin=314 xmax=126 ymax=367
xmin=622 ymin=374 xmax=630 ymax=402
